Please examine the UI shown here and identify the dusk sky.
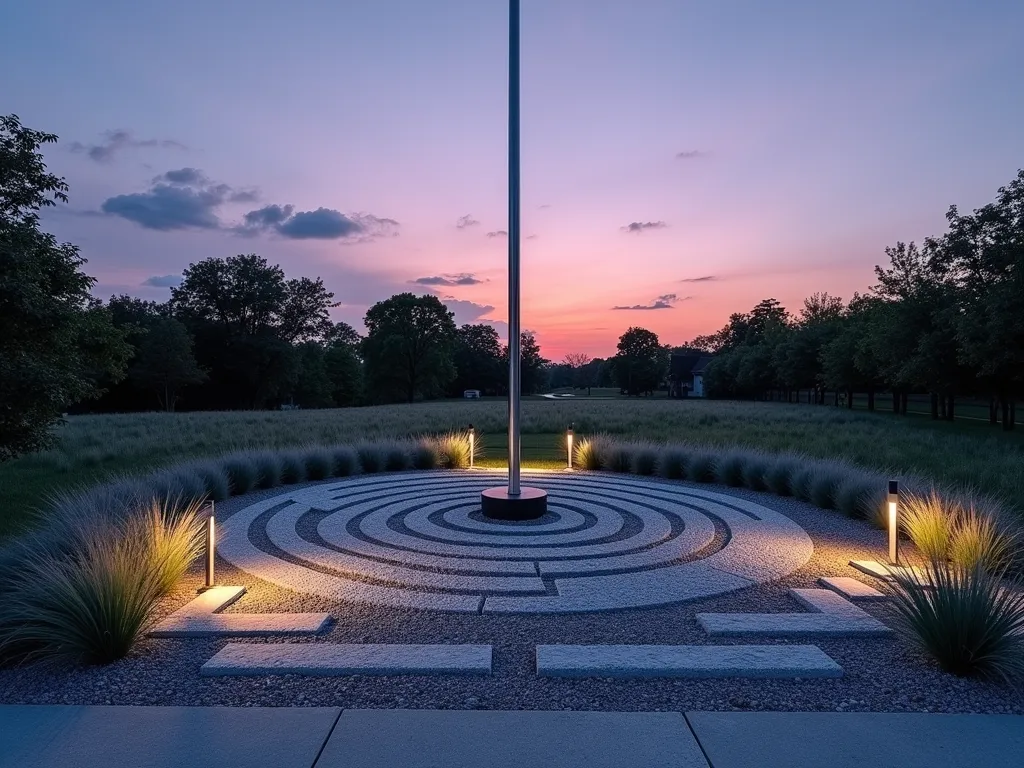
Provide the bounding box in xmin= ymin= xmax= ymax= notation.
xmin=6 ymin=0 xmax=1023 ymax=359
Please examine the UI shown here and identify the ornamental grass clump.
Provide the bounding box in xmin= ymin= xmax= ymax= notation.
xmin=331 ymin=446 xmax=359 ymax=477
xmin=279 ymin=452 xmax=306 ymax=485
xmin=686 ymin=450 xmax=716 ymax=483
xmin=949 ymin=505 xmax=1020 ymax=572
xmin=714 ymin=450 xmax=748 ymax=488
xmin=887 ymin=561 xmax=1024 ymax=683
xmin=192 ymin=462 xmax=231 ymax=501
xmin=604 ymin=443 xmax=634 ymax=473
xmin=0 ymin=497 xmax=206 ymax=665
xmin=740 ymin=454 xmax=769 ymax=491
xmin=573 ymin=436 xmax=608 ymax=471
xmin=355 ymin=443 xmax=384 ymax=473
xmin=835 ymin=474 xmax=886 ymax=524
xmin=656 ymin=446 xmax=689 ymax=480
xmin=222 ymin=454 xmax=259 ymax=495
xmin=301 ymin=447 xmax=334 ymax=481
xmin=411 ymin=440 xmax=439 ymax=470
xmin=764 ymin=456 xmax=800 ymax=496
xmin=254 ymin=452 xmax=282 ymax=489
xmin=631 ymin=444 xmax=659 ymax=476
xmin=901 ymin=490 xmax=953 ymax=561
xmin=433 ymin=432 xmax=472 ymax=469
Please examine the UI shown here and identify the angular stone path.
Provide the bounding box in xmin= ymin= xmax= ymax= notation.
xmin=200 ymin=643 xmax=493 ymax=677
xmin=849 ymin=559 xmax=930 ymax=582
xmin=697 ymin=588 xmax=891 ymax=637
xmin=818 ymin=576 xmax=886 ymax=601
xmin=536 ymin=644 xmax=843 ymax=678
xmin=217 ymin=471 xmax=814 ymax=614
xmin=150 ymin=585 xmax=331 ymax=638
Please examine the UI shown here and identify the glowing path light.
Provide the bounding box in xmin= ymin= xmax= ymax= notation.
xmin=481 ymin=0 xmax=548 ymax=520
xmin=204 ymin=501 xmax=216 ymax=590
xmin=888 ymin=480 xmax=900 ymax=565
xmin=567 ymin=424 xmax=575 ymax=470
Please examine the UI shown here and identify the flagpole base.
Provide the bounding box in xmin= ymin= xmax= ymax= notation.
xmin=481 ymin=487 xmax=547 ymax=521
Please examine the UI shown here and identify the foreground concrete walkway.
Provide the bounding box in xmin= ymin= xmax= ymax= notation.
xmin=1 ymin=706 xmax=1020 ymax=768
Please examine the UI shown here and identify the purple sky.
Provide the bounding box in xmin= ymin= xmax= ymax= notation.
xmin=6 ymin=0 xmax=1023 ymax=358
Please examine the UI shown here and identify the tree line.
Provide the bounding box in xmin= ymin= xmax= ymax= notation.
xmin=691 ymin=170 xmax=1024 ymax=430
xmin=3 ymin=112 xmax=1021 ymax=462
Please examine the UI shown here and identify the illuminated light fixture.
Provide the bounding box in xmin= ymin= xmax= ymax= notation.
xmin=468 ymin=424 xmax=475 ymax=469
xmin=567 ymin=423 xmax=575 ymax=470
xmin=204 ymin=501 xmax=216 ymax=590
xmin=888 ymin=480 xmax=900 ymax=565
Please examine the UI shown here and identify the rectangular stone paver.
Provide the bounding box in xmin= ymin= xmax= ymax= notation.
xmin=149 ymin=612 xmax=332 ymax=637
xmin=849 ymin=559 xmax=929 ymax=582
xmin=483 ymin=564 xmax=752 ymax=613
xmin=686 ymin=712 xmax=1024 ymax=768
xmin=536 ymin=644 xmax=843 ymax=679
xmin=818 ymin=576 xmax=886 ymax=601
xmin=316 ymin=710 xmax=710 ymax=768
xmin=200 ymin=643 xmax=493 ymax=677
xmin=697 ymin=588 xmax=891 ymax=637
xmin=0 ymin=705 xmax=340 ymax=768
xmin=174 ymin=585 xmax=247 ymax=614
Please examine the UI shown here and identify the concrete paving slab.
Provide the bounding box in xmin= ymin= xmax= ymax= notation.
xmin=484 ymin=564 xmax=753 ymax=613
xmin=686 ymin=712 xmax=1024 ymax=768
xmin=818 ymin=576 xmax=886 ymax=601
xmin=316 ymin=710 xmax=710 ymax=768
xmin=698 ymin=587 xmax=891 ymax=637
xmin=536 ymin=644 xmax=843 ymax=678
xmin=0 ymin=705 xmax=340 ymax=768
xmin=174 ymin=585 xmax=246 ymax=614
xmin=149 ymin=612 xmax=332 ymax=637
xmin=200 ymin=643 xmax=493 ymax=677
xmin=849 ymin=559 xmax=929 ymax=582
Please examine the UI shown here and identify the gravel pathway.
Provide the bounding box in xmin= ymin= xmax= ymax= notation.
xmin=2 ymin=476 xmax=1021 ymax=714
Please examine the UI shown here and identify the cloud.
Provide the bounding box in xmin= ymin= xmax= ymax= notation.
xmin=68 ymin=130 xmax=186 ymax=163
xmin=100 ymin=167 xmax=395 ymax=242
xmin=412 ymin=273 xmax=485 ymax=287
xmin=101 ymin=182 xmax=226 ymax=230
xmin=538 ymin=204 xmax=552 ymax=209
xmin=675 ymin=150 xmax=707 ymax=160
xmin=486 ymin=230 xmax=508 ymax=238
xmin=242 ymin=204 xmax=295 ymax=228
xmin=612 ymin=293 xmax=689 ymax=310
xmin=680 ymin=275 xmax=718 ymax=283
xmin=456 ymin=214 xmax=479 ymax=229
xmin=526 ymin=234 xmax=539 ymax=240
xmin=622 ymin=221 xmax=667 ymax=234
xmin=442 ymin=298 xmax=497 ymax=324
xmin=142 ymin=274 xmax=183 ymax=288
xmin=238 ymin=205 xmax=399 ymax=242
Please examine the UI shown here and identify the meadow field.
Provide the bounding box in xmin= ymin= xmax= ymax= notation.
xmin=1 ymin=398 xmax=1022 ymax=538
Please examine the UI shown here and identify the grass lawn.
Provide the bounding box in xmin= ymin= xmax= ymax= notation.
xmin=1 ymin=398 xmax=1021 ymax=538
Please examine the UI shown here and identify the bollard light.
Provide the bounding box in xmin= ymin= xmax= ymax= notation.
xmin=888 ymin=480 xmax=900 ymax=565
xmin=567 ymin=423 xmax=575 ymax=470
xmin=468 ymin=424 xmax=475 ymax=469
xmin=204 ymin=500 xmax=216 ymax=590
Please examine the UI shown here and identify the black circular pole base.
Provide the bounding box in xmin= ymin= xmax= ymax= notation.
xmin=481 ymin=487 xmax=547 ymax=521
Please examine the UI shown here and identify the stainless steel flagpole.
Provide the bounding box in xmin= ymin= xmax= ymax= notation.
xmin=480 ymin=0 xmax=546 ymax=520
xmin=507 ymin=0 xmax=522 ymax=498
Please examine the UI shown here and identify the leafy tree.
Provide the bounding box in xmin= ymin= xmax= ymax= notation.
xmin=610 ymin=327 xmax=667 ymax=396
xmin=362 ymin=293 xmax=457 ymax=403
xmin=563 ymin=352 xmax=594 ymax=393
xmin=170 ymin=254 xmax=333 ymax=408
xmin=942 ymin=170 xmax=1024 ymax=429
xmin=513 ymin=332 xmax=549 ymax=395
xmin=129 ymin=317 xmax=206 ymax=411
xmin=451 ymin=324 xmax=504 ymax=395
xmin=287 ymin=342 xmax=334 ymax=408
xmin=0 ymin=115 xmax=131 ymax=459
xmin=324 ymin=341 xmax=363 ymax=406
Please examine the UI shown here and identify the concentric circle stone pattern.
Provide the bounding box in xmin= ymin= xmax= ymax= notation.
xmin=218 ymin=471 xmax=814 ymax=614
